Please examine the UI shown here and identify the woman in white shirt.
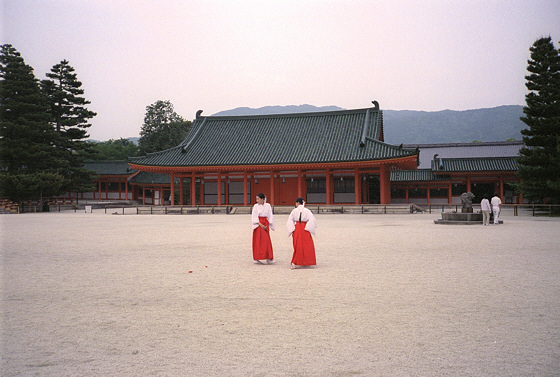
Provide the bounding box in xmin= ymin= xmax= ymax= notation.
xmin=480 ymin=195 xmax=491 ymax=225
xmin=286 ymin=198 xmax=317 ymax=268
xmin=251 ymin=193 xmax=275 ymax=264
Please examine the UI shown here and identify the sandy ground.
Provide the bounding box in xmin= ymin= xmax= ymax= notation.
xmin=1 ymin=210 xmax=559 ymax=376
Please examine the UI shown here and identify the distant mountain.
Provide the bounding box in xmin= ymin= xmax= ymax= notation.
xmin=383 ymin=105 xmax=525 ymax=144
xmin=214 ymin=104 xmax=526 ymax=144
xmin=212 ymin=104 xmax=344 ymax=116
xmin=103 ymin=104 xmax=525 ymax=144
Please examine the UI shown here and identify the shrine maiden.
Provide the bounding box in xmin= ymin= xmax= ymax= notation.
xmin=286 ymin=198 xmax=317 ymax=268
xmin=251 ymin=193 xmax=275 ymax=264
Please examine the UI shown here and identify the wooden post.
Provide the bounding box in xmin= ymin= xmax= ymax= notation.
xmin=217 ymin=172 xmax=222 ymax=206
xmin=270 ymin=171 xmax=275 ymax=205
xmin=354 ymin=169 xmax=361 ymax=204
xmin=297 ymin=169 xmax=303 ymax=199
xmin=379 ymin=165 xmax=391 ymax=204
xmin=426 ymin=183 xmax=431 ymax=206
xmin=179 ymin=177 xmax=184 ymax=205
xmin=191 ymin=173 xmax=196 ymax=206
xmin=243 ymin=171 xmax=248 ymax=206
xmin=326 ymin=169 xmax=332 ymax=205
xmin=170 ymin=172 xmax=175 ymax=206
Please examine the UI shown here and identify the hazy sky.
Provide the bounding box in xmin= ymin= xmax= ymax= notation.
xmin=3 ymin=0 xmax=560 ymax=140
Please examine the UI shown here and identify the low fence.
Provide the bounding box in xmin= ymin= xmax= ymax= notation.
xmin=20 ymin=203 xmax=416 ymax=215
xmin=11 ymin=202 xmax=560 ymax=217
xmin=419 ymin=203 xmax=560 ymax=217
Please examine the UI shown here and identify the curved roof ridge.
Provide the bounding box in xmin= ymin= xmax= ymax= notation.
xmin=404 ymin=140 xmax=523 ymax=148
xmin=128 ymin=144 xmax=183 ymax=161
xmin=198 ymin=106 xmax=377 ymax=121
xmin=180 ymin=117 xmax=207 ymax=149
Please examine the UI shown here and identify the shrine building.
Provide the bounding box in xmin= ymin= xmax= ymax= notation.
xmin=128 ymin=102 xmax=419 ymax=206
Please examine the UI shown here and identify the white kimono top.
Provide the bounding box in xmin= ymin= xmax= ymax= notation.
xmin=251 ymin=202 xmax=275 ymax=231
xmin=286 ymin=205 xmax=317 ymax=236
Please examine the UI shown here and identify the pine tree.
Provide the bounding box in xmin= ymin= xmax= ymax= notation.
xmin=0 ymin=44 xmax=66 ymax=202
xmin=518 ymin=37 xmax=560 ymax=203
xmin=41 ymin=60 xmax=97 ymax=195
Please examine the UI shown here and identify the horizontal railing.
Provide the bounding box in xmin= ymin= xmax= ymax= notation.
xmin=10 ymin=202 xmax=560 ymax=216
xmin=418 ymin=203 xmax=560 ymax=216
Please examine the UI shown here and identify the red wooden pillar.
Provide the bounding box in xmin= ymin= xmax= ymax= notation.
xmin=200 ymin=178 xmax=205 ymax=205
xmin=297 ymin=169 xmax=303 ymax=199
xmin=242 ymin=172 xmax=247 ymax=206
xmin=217 ymin=172 xmax=222 ymax=206
xmin=405 ymin=184 xmax=409 ymax=204
xmin=426 ymin=183 xmax=431 ymax=205
xmin=354 ymin=169 xmax=361 ymax=204
xmin=379 ymin=165 xmax=391 ymax=204
xmin=269 ymin=171 xmax=275 ymax=205
xmin=224 ymin=175 xmax=230 ymax=205
xmin=191 ymin=173 xmax=196 ymax=206
xmin=179 ymin=178 xmax=184 ymax=205
xmin=97 ymin=181 xmax=101 ymax=199
xmin=499 ymin=177 xmax=504 ymax=201
xmin=326 ymin=169 xmax=332 ymax=205
xmin=170 ymin=172 xmax=175 ymax=205
xmin=466 ymin=175 xmax=471 ymax=193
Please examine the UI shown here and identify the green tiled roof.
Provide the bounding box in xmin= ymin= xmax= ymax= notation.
xmin=390 ymin=169 xmax=450 ymax=182
xmin=432 ymin=157 xmax=519 ymax=172
xmin=84 ymin=160 xmax=134 ymax=175
xmin=130 ymin=171 xmax=179 ymax=184
xmin=129 ymin=106 xmax=417 ymax=167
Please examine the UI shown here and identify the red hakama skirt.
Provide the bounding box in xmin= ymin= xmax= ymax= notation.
xmin=291 ymin=222 xmax=316 ymax=266
xmin=252 ymin=217 xmax=274 ymax=260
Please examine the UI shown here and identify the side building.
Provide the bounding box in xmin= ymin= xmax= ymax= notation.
xmin=390 ymin=141 xmax=522 ymax=205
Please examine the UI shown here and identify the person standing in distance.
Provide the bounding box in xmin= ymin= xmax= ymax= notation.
xmin=491 ymin=194 xmax=502 ymax=225
xmin=251 ymin=193 xmax=275 ymax=264
xmin=286 ymin=198 xmax=317 ymax=269
xmin=480 ymin=195 xmax=491 ymax=226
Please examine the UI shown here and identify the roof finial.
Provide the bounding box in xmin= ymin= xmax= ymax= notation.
xmin=372 ymin=100 xmax=379 ymax=110
xmin=196 ymin=110 xmax=203 ymax=119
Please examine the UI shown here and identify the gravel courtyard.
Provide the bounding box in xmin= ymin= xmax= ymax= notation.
xmin=1 ymin=211 xmax=559 ymax=376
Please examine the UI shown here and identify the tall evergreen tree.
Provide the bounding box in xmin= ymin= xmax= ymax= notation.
xmin=518 ymin=37 xmax=560 ymax=203
xmin=139 ymin=100 xmax=192 ymax=154
xmin=41 ymin=60 xmax=97 ymax=194
xmin=0 ymin=44 xmax=66 ymax=202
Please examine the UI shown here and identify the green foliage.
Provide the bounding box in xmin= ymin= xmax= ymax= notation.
xmin=0 ymin=171 xmax=66 ymax=202
xmin=0 ymin=44 xmax=68 ymax=201
xmin=41 ymin=59 xmax=98 ymax=194
xmin=88 ymin=138 xmax=140 ymax=160
xmin=517 ymin=37 xmax=560 ymax=203
xmin=139 ymin=100 xmax=192 ymax=154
